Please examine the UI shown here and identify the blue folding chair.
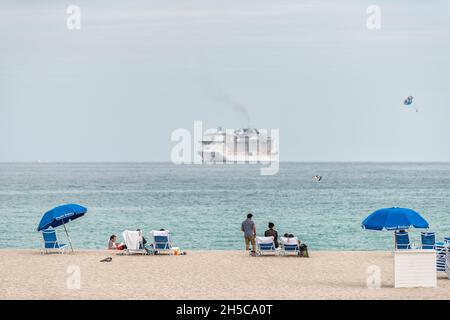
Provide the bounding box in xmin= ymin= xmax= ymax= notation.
xmin=395 ymin=231 xmax=410 ymax=250
xmin=421 ymin=232 xmax=436 ymax=249
xmin=41 ymin=229 xmax=68 ymax=254
xmin=151 ymin=230 xmax=173 ymax=254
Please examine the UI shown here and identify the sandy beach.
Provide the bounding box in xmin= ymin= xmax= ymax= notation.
xmin=0 ymin=249 xmax=449 ymax=300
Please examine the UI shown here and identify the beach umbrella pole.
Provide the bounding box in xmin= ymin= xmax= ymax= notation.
xmin=394 ymin=231 xmax=396 ymax=250
xmin=62 ymin=221 xmax=74 ymax=253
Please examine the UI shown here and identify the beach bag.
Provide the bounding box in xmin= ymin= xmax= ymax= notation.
xmin=300 ymin=244 xmax=309 ymax=257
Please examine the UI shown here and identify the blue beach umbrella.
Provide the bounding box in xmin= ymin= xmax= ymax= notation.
xmin=37 ymin=204 xmax=87 ymax=252
xmin=362 ymin=207 xmax=429 ymax=231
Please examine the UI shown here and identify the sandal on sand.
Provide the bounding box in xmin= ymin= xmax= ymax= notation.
xmin=100 ymin=257 xmax=112 ymax=262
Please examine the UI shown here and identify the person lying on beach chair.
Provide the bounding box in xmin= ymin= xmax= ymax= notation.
xmin=108 ymin=235 xmax=126 ymax=250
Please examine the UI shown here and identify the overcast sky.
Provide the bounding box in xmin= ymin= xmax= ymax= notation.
xmin=1 ymin=0 xmax=449 ymax=162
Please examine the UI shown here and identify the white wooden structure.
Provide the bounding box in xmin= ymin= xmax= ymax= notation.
xmin=394 ymin=250 xmax=437 ymax=288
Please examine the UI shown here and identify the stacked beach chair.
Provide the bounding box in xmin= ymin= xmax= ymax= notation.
xmin=445 ymin=237 xmax=450 ymax=279
xmin=446 ymin=250 xmax=450 ymax=279
xmin=418 ymin=232 xmax=450 ymax=274
xmin=436 ymin=242 xmax=447 ymax=272
xmin=435 ymin=237 xmax=450 ymax=274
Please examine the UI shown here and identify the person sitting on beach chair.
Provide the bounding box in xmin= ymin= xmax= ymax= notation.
xmin=282 ymin=233 xmax=309 ymax=257
xmin=264 ymin=222 xmax=279 ymax=248
xmin=108 ymin=235 xmax=126 ymax=250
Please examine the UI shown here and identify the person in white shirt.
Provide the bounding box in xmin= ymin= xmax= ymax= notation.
xmin=108 ymin=234 xmax=126 ymax=250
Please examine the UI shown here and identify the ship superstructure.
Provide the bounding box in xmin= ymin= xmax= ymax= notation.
xmin=200 ymin=127 xmax=278 ymax=163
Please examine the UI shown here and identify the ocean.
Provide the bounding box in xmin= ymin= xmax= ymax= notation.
xmin=0 ymin=162 xmax=449 ymax=250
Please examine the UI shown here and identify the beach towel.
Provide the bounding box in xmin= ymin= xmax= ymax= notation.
xmin=151 ymin=230 xmax=170 ymax=237
xmin=256 ymin=236 xmax=274 ymax=244
xmin=280 ymin=237 xmax=299 ymax=245
xmin=122 ymin=230 xmax=142 ymax=250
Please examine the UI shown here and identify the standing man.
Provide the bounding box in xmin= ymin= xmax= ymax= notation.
xmin=241 ymin=212 xmax=256 ymax=253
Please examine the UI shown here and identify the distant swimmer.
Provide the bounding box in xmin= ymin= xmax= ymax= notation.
xmin=313 ymin=175 xmax=322 ymax=182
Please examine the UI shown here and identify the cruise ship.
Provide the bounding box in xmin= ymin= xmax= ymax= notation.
xmin=199 ymin=127 xmax=278 ymax=163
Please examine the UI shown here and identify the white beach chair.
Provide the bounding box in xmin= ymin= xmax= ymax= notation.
xmin=122 ymin=230 xmax=146 ymax=255
xmin=150 ymin=230 xmax=173 ymax=255
xmin=255 ymin=236 xmax=277 ymax=256
xmin=280 ymin=237 xmax=300 ymax=256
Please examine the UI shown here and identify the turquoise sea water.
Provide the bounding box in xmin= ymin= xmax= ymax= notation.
xmin=0 ymin=162 xmax=449 ymax=250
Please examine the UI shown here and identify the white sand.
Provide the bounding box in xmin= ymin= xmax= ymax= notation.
xmin=0 ymin=250 xmax=449 ymax=299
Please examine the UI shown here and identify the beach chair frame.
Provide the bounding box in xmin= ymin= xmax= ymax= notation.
xmin=40 ymin=229 xmax=68 ymax=254
xmin=255 ymin=236 xmax=277 ymax=256
xmin=124 ymin=246 xmax=147 ymax=255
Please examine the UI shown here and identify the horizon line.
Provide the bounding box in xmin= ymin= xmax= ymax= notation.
xmin=1 ymin=161 xmax=450 ymax=164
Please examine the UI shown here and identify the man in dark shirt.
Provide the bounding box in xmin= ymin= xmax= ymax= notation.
xmin=264 ymin=222 xmax=279 ymax=248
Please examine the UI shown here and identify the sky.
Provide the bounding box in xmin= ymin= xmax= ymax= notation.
xmin=0 ymin=0 xmax=449 ymax=162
